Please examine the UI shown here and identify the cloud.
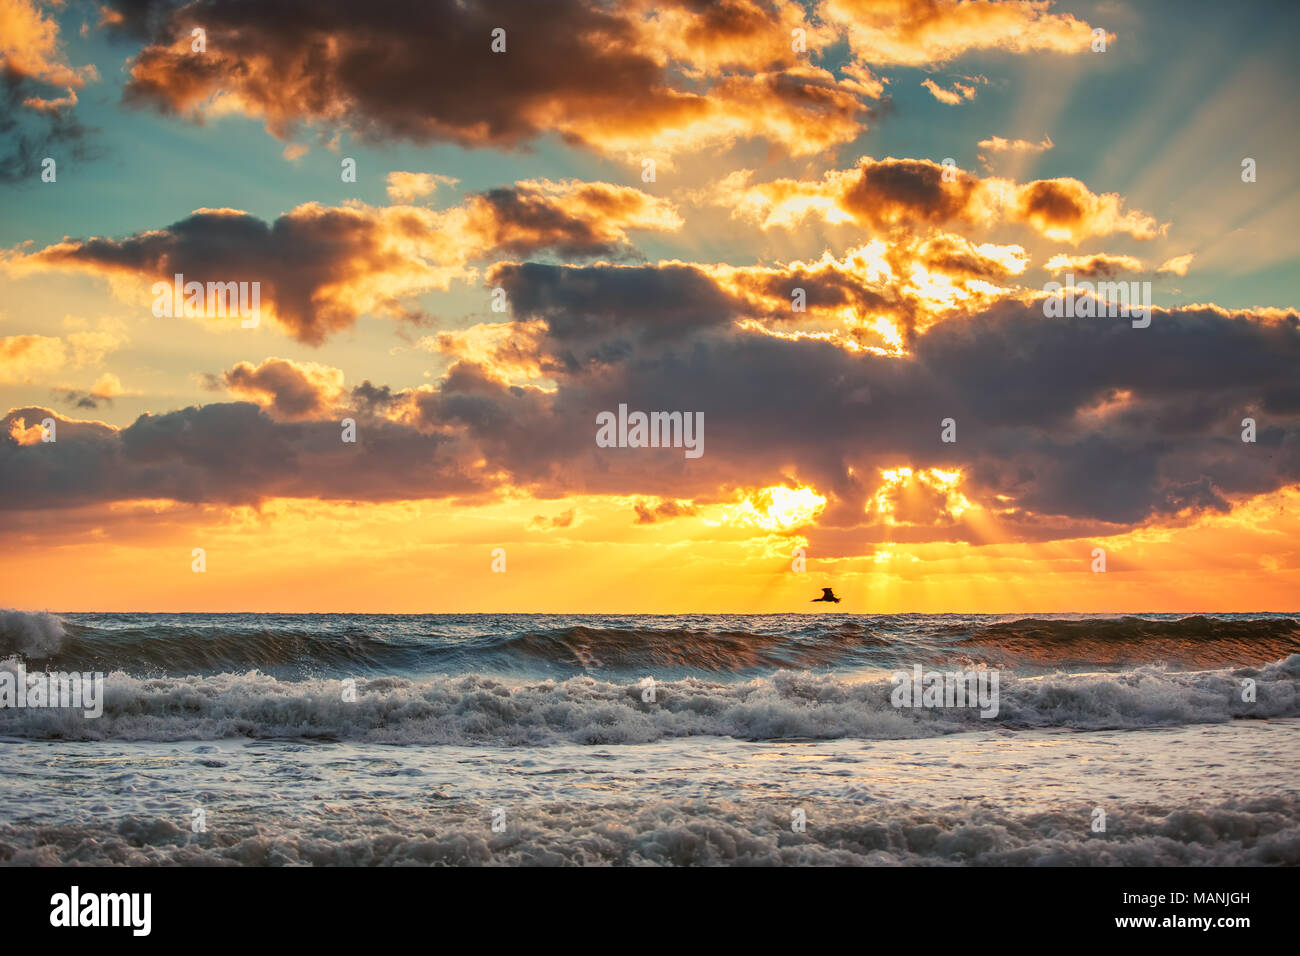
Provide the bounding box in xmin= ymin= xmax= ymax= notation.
xmin=1 ymin=401 xmax=489 ymax=508
xmin=419 ymin=320 xmax=548 ymax=386
xmin=206 ymin=358 xmax=346 ymax=420
xmin=631 ymin=0 xmax=836 ymax=75
xmin=52 ymin=372 xmax=130 ymax=409
xmin=530 ymin=508 xmax=576 ymax=530
xmin=491 ymin=231 xmax=1029 ymax=356
xmin=0 ymin=0 xmax=98 ymax=89
xmin=821 ymin=0 xmax=1106 ymax=67
xmin=1044 ymin=252 xmax=1145 ymax=278
xmin=1158 ymin=253 xmax=1196 ymax=277
xmin=460 ymin=179 xmax=682 ymax=257
xmin=110 ymin=0 xmax=872 ymax=161
xmin=634 ymin=498 xmax=698 ymax=524
xmin=716 ymin=157 xmax=1164 ymax=243
xmin=978 ymin=134 xmax=1054 ymax=154
xmin=0 ymin=330 xmax=123 ymax=383
xmin=385 ymin=171 xmax=459 ymax=204
xmin=457 ymin=263 xmax=1300 ymax=532
xmin=0 ymin=0 xmax=100 ymax=182
xmin=976 ymin=133 xmax=1054 ymax=172
xmin=3 ymin=181 xmax=680 ymax=344
xmin=12 ymin=260 xmax=1294 ymax=548
xmin=0 ymin=333 xmax=66 ymax=382
xmin=921 ymin=76 xmax=983 ymax=105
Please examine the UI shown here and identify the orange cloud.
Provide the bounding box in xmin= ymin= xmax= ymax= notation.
xmin=483 ymin=230 xmax=1029 ymax=358
xmin=921 ymin=75 xmax=984 ymax=105
xmin=628 ymin=0 xmax=836 ymax=75
xmin=208 ymin=358 xmax=346 ymax=420
xmin=717 ymin=157 xmax=1164 ymax=243
xmin=867 ymin=466 xmax=974 ymax=526
xmin=1044 ymin=252 xmax=1144 ymax=277
xmin=457 ymin=179 xmax=682 ymax=256
xmin=0 ymin=0 xmax=100 ymax=179
xmin=1157 ymin=253 xmax=1195 ymax=277
xmin=0 ymin=0 xmax=98 ymax=89
xmin=822 ymin=0 xmax=1106 ymax=67
xmin=385 ymin=171 xmax=459 ymax=204
xmin=709 ymin=233 xmax=1028 ymax=347
xmin=703 ymin=484 xmax=828 ymax=531
xmin=0 ymin=334 xmax=66 ymax=382
xmin=978 ymin=134 xmax=1054 ymax=154
xmin=51 ymin=371 xmax=137 ymax=409
xmin=0 ymin=330 xmax=124 ymax=383
xmin=117 ymin=0 xmax=874 ymax=162
xmin=3 ymin=181 xmax=680 ymax=344
xmin=6 ymin=415 xmax=47 ymax=445
xmin=419 ymin=321 xmax=550 ymax=387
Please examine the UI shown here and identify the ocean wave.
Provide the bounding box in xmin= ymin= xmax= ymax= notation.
xmin=0 ymin=610 xmax=66 ymax=657
xmin=2 ymin=655 xmax=1296 ymax=744
xmin=0 ymin=614 xmax=893 ymax=677
xmin=498 ymin=624 xmax=888 ymax=671
xmin=7 ymin=611 xmax=1298 ymax=677
xmin=3 ymin=794 xmax=1296 ymax=866
xmin=951 ymin=615 xmax=1300 ymax=668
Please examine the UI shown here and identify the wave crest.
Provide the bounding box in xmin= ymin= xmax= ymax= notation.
xmin=2 ymin=655 xmax=1296 ymax=744
xmin=0 ymin=610 xmax=66 ymax=657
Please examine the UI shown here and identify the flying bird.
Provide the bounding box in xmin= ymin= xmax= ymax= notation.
xmin=811 ymin=588 xmax=841 ymax=604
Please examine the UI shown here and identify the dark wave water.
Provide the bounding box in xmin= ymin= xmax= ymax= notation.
xmin=2 ymin=610 xmax=1298 ymax=744
xmin=3 ymin=610 xmax=1298 ymax=680
xmin=3 ymin=610 xmax=1298 ymax=866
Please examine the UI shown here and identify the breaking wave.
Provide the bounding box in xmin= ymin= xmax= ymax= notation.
xmin=5 ymin=611 xmax=1298 ymax=678
xmin=950 ymin=615 xmax=1300 ymax=668
xmin=0 ymin=610 xmax=66 ymax=658
xmin=2 ymin=654 xmax=1296 ymax=744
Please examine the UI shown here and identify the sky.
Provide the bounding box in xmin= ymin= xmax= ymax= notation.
xmin=1 ymin=0 xmax=1297 ymax=613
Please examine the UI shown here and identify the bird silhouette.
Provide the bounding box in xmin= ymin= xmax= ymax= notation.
xmin=811 ymin=588 xmax=841 ymax=604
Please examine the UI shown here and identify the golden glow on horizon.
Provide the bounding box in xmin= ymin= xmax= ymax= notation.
xmin=1 ymin=484 xmax=1297 ymax=613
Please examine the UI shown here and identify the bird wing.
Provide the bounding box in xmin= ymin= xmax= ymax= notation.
xmin=822 ymin=588 xmax=834 ymax=598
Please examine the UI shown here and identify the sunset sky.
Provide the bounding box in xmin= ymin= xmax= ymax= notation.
xmin=1 ymin=0 xmax=1297 ymax=612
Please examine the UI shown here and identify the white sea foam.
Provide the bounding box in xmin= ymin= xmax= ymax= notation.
xmin=1 ymin=655 xmax=1295 ymax=744
xmin=4 ymin=796 xmax=1297 ymax=866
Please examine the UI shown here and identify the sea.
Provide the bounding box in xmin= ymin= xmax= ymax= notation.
xmin=1 ymin=610 xmax=1298 ymax=865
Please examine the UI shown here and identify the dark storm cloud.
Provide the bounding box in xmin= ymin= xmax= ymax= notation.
xmin=491 ymin=262 xmax=743 ymax=363
xmin=4 ymin=272 xmax=1297 ymax=538
xmin=106 ymin=0 xmax=865 ymax=157
xmin=428 ymin=273 xmax=1300 ymax=530
xmin=117 ymin=0 xmax=665 ymax=146
xmin=11 ymin=182 xmax=677 ymax=344
xmin=1 ymin=402 xmax=483 ymax=509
